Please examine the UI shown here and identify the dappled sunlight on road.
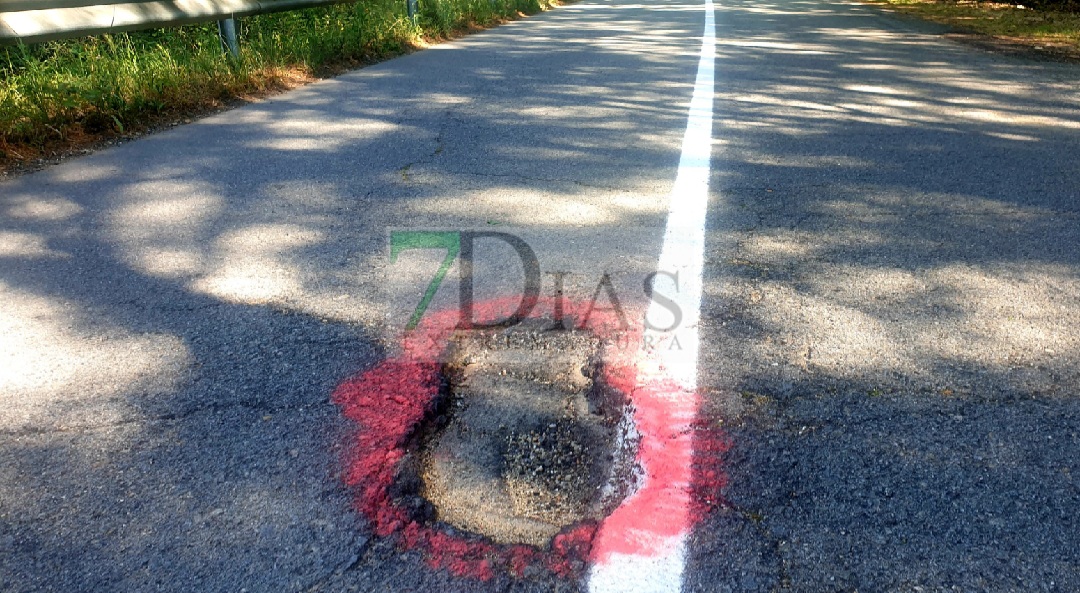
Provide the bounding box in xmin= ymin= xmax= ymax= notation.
xmin=0 ymin=283 xmax=191 ymax=432
xmin=703 ymin=0 xmax=1080 ymax=403
xmin=0 ymin=230 xmax=67 ymax=259
xmin=0 ymin=0 xmax=707 ymax=444
xmin=0 ymin=1 xmax=722 ymax=588
xmin=720 ymin=39 xmax=838 ymax=54
xmin=726 ymin=255 xmax=1080 ymax=385
xmin=691 ymin=3 xmax=1080 ymax=586
xmin=191 ymin=224 xmax=324 ymax=304
xmin=407 ymin=188 xmax=630 ymax=225
xmin=250 ymin=116 xmax=403 ymax=152
xmin=714 ymin=7 xmax=1080 ymax=142
xmin=4 ymin=195 xmax=83 ymax=220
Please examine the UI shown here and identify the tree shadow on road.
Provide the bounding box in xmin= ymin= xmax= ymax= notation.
xmin=688 ymin=0 xmax=1080 ymax=590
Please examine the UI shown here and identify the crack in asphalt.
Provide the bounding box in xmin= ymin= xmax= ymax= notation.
xmin=440 ymin=168 xmax=635 ymax=193
xmin=301 ymin=535 xmax=372 ymax=593
xmin=0 ymin=400 xmax=326 ymax=438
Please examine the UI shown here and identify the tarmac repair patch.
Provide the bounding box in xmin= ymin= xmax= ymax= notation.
xmin=414 ymin=319 xmax=638 ymax=547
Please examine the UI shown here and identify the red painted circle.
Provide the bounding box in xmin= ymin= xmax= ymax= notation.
xmin=332 ymin=296 xmax=728 ymax=580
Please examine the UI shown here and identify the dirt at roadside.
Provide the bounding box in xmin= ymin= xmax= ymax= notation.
xmin=945 ymin=31 xmax=1080 ymax=61
xmin=862 ymin=0 xmax=1080 ymax=63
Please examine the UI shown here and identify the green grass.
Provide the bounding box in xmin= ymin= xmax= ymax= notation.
xmin=0 ymin=0 xmax=548 ymax=160
xmin=863 ymin=0 xmax=1080 ymax=47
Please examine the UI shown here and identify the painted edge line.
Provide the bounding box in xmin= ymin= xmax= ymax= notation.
xmin=586 ymin=0 xmax=716 ymax=591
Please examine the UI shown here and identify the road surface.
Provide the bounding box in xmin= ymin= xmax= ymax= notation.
xmin=2 ymin=0 xmax=1079 ymax=591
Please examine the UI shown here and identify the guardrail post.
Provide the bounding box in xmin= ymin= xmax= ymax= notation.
xmin=217 ymin=17 xmax=239 ymax=60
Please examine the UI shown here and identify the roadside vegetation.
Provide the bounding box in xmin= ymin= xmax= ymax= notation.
xmin=0 ymin=0 xmax=551 ymax=171
xmin=863 ymin=0 xmax=1080 ymax=58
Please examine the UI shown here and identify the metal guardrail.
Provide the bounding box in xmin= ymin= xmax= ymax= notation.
xmin=0 ymin=0 xmax=362 ymax=46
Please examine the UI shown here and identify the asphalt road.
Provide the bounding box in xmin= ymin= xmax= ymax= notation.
xmin=2 ymin=0 xmax=1080 ymax=591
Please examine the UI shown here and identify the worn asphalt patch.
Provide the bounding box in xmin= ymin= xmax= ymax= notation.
xmin=421 ymin=320 xmax=635 ymax=547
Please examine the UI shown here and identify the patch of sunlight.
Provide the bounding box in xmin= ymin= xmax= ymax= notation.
xmin=935 ymin=78 xmax=1036 ymax=95
xmin=845 ymin=84 xmax=911 ymax=95
xmin=47 ymin=162 xmax=120 ymax=184
xmin=256 ymin=137 xmax=345 ymax=151
xmin=841 ymin=63 xmax=902 ymax=71
xmin=787 ymin=100 xmax=848 ymax=113
xmin=728 ymin=92 xmax=828 ymax=109
xmin=103 ymin=178 xmax=383 ymax=327
xmin=983 ymin=131 xmax=1041 ymax=142
xmin=0 ymin=231 xmax=67 ymax=259
xmin=407 ymin=187 xmax=635 ymax=227
xmin=587 ymin=37 xmax=700 ymax=57
xmin=422 ymin=92 xmax=473 ymax=105
xmin=116 ymin=192 xmax=220 ymax=227
xmin=940 ymin=96 xmax=989 ymax=105
xmin=817 ymin=199 xmax=898 ymax=218
xmin=958 ymin=109 xmax=1080 ymax=129
xmin=251 ymin=118 xmax=400 ymax=151
xmin=754 ymin=256 xmax=1080 ymax=386
xmin=608 ymin=193 xmax=671 ymax=214
xmin=570 ymin=3 xmax=709 ymax=10
xmin=718 ymin=39 xmax=836 ymax=54
xmin=926 ymin=264 xmax=1080 ymax=367
xmin=516 ymin=105 xmax=634 ymax=123
xmin=109 ymin=184 xmax=222 ymax=279
xmin=135 ymin=249 xmax=205 ymax=277
xmin=738 ymin=5 xmax=813 ymax=15
xmin=741 ymin=234 xmax=816 ymax=261
xmin=4 ymin=197 xmax=83 ymax=221
xmin=833 ymin=103 xmax=921 ymax=126
xmin=774 ymin=287 xmax=908 ymax=373
xmin=493 ymin=145 xmax=611 ymax=161
xmin=818 ymin=27 xmax=911 ymax=41
xmin=190 ymin=224 xmax=323 ymax=304
xmin=721 ymin=118 xmax=827 ymax=136
xmin=221 ymin=108 xmax=275 ymax=124
xmin=881 ymin=98 xmax=923 ymax=108
xmin=449 ymin=193 xmax=614 ymax=224
xmin=0 ymin=283 xmax=191 ymax=431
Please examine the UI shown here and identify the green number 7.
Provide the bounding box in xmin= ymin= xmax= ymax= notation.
xmin=390 ymin=231 xmax=461 ymax=330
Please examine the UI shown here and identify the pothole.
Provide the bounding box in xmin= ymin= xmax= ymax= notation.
xmin=403 ymin=319 xmax=638 ymax=547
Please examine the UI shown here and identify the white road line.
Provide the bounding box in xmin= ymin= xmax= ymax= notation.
xmin=587 ymin=0 xmax=716 ymax=590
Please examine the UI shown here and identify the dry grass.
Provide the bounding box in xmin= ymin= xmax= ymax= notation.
xmin=863 ymin=0 xmax=1080 ymax=57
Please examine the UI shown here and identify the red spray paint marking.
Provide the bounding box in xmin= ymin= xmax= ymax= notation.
xmin=332 ymin=296 xmax=728 ymax=580
xmin=586 ymin=382 xmax=732 ymax=565
xmin=588 ymin=380 xmax=696 ymax=560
